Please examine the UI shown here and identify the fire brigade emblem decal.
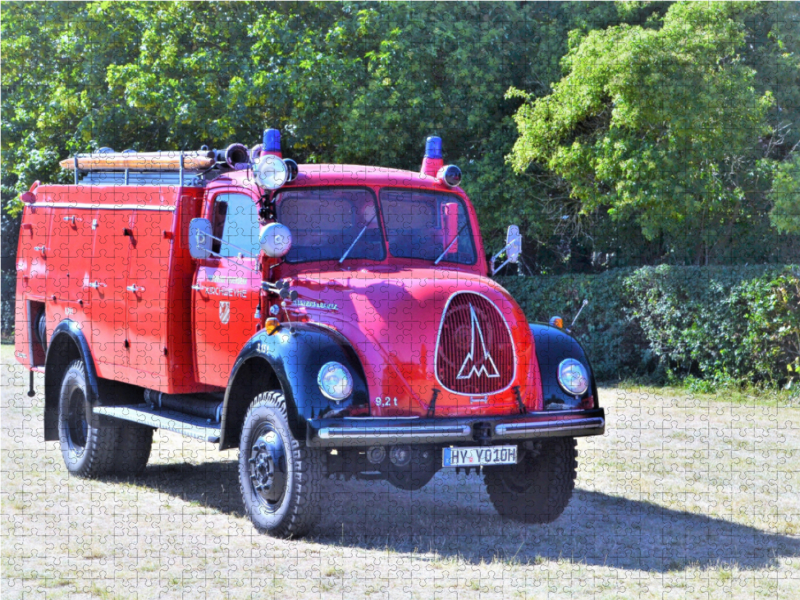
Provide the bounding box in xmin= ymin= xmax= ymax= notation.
xmin=219 ymin=301 xmax=230 ymax=325
xmin=456 ymin=304 xmax=500 ymax=380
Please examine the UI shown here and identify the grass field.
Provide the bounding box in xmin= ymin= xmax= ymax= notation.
xmin=2 ymin=344 xmax=799 ymax=599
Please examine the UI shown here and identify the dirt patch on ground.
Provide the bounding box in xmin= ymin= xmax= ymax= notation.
xmin=2 ymin=346 xmax=799 ymax=599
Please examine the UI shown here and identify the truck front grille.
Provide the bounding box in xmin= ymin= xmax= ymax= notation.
xmin=435 ymin=292 xmax=515 ymax=395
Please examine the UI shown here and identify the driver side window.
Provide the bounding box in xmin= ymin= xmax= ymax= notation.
xmin=212 ymin=193 xmax=260 ymax=257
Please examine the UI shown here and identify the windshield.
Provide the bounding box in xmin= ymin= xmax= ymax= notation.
xmin=275 ymin=187 xmax=385 ymax=263
xmin=380 ymin=189 xmax=476 ymax=265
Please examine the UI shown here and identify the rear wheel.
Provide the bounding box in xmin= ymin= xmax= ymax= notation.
xmin=238 ymin=391 xmax=323 ymax=537
xmin=484 ymin=437 xmax=577 ymax=524
xmin=58 ymin=360 xmax=119 ymax=478
xmin=114 ymin=423 xmax=153 ymax=475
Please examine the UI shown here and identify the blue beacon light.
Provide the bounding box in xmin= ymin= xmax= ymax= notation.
xmin=425 ymin=136 xmax=443 ymax=159
xmin=263 ymin=129 xmax=281 ymax=153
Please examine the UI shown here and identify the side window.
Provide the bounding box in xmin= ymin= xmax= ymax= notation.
xmin=212 ymin=193 xmax=259 ymax=257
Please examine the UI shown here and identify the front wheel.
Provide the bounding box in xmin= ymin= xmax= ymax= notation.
xmin=484 ymin=437 xmax=577 ymax=524
xmin=238 ymin=391 xmax=323 ymax=537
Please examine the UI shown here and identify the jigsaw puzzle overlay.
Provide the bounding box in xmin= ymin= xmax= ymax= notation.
xmin=2 ymin=3 xmax=799 ymax=599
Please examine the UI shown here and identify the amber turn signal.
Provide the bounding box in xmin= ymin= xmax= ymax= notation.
xmin=264 ymin=317 xmax=281 ymax=335
xmin=549 ymin=316 xmax=563 ymax=329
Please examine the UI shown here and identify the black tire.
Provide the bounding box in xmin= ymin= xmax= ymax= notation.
xmin=238 ymin=391 xmax=323 ymax=538
xmin=114 ymin=423 xmax=153 ymax=475
xmin=484 ymin=437 xmax=577 ymax=524
xmin=58 ymin=360 xmax=119 ymax=478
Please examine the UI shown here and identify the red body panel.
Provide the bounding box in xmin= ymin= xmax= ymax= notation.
xmin=15 ymin=184 xmax=212 ymax=394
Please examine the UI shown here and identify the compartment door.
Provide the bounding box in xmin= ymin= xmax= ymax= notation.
xmin=127 ymin=204 xmax=174 ymax=385
xmin=88 ymin=208 xmax=133 ymax=372
xmin=17 ymin=204 xmax=51 ymax=299
xmin=48 ymin=206 xmax=94 ymax=304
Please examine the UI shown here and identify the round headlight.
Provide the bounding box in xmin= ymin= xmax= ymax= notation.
xmin=557 ymin=359 xmax=589 ymax=396
xmin=317 ymin=362 xmax=353 ymax=401
xmin=255 ymin=154 xmax=288 ymax=190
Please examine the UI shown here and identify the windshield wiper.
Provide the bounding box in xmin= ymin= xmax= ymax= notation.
xmin=434 ymin=223 xmax=468 ymax=265
xmin=339 ymin=213 xmax=377 ymax=264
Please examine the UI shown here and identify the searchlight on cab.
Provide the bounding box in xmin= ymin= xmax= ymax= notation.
xmin=420 ymin=136 xmax=462 ymax=187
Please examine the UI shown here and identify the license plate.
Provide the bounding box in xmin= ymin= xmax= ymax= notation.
xmin=442 ymin=445 xmax=517 ymax=467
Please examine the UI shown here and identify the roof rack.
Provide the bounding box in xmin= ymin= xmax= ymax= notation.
xmin=77 ymin=169 xmax=224 ymax=187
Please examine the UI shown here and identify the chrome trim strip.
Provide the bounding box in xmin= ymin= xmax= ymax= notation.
xmin=318 ymin=424 xmax=471 ymax=440
xmin=31 ymin=202 xmax=176 ymax=212
xmin=494 ymin=417 xmax=604 ymax=436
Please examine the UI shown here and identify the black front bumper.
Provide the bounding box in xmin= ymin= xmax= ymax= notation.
xmin=306 ymin=408 xmax=605 ymax=448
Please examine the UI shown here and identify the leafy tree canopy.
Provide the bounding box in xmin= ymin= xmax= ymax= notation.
xmin=507 ymin=1 xmax=800 ymax=264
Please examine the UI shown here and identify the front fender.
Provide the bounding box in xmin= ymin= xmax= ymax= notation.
xmin=530 ymin=323 xmax=599 ymax=409
xmin=220 ymin=323 xmax=369 ymax=449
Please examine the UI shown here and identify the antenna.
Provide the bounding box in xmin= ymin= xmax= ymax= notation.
xmin=570 ymin=299 xmax=589 ymax=329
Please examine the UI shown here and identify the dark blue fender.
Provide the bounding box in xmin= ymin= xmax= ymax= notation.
xmin=43 ymin=319 xmax=101 ymax=441
xmin=530 ymin=323 xmax=599 ymax=409
xmin=219 ymin=323 xmax=369 ymax=449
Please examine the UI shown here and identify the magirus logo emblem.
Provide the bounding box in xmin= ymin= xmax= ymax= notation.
xmin=219 ymin=301 xmax=230 ymax=325
xmin=436 ymin=292 xmax=515 ymax=395
xmin=457 ymin=305 xmax=500 ymax=380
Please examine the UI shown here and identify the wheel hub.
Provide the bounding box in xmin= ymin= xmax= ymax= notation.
xmin=248 ymin=427 xmax=287 ymax=509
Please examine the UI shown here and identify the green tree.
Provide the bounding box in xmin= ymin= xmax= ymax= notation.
xmin=507 ymin=1 xmax=799 ymax=265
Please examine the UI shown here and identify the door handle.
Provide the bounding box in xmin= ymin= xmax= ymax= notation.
xmin=126 ymin=284 xmax=144 ymax=293
xmin=87 ymin=281 xmax=107 ymax=289
xmin=33 ymin=246 xmax=47 ymax=254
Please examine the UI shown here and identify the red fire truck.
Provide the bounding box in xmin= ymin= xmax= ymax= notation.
xmin=15 ymin=130 xmax=605 ymax=537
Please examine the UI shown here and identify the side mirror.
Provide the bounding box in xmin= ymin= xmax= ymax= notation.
xmin=490 ymin=224 xmax=522 ymax=275
xmin=188 ymin=218 xmax=213 ymax=259
xmin=259 ymin=222 xmax=292 ymax=258
xmin=506 ymin=225 xmax=521 ymax=263
xmin=441 ymin=202 xmax=459 ymax=255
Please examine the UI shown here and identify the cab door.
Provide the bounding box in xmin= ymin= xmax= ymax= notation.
xmin=193 ymin=191 xmax=261 ymax=387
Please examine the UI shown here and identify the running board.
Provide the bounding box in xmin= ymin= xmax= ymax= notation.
xmin=94 ymin=405 xmax=221 ymax=443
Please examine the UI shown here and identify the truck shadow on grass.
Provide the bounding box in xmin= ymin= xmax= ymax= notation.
xmin=136 ymin=461 xmax=800 ymax=573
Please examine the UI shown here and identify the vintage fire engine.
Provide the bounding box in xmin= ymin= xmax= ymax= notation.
xmin=15 ymin=130 xmax=605 ymax=537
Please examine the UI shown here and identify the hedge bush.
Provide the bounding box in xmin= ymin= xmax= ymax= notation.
xmin=496 ymin=264 xmax=799 ymax=387
xmin=625 ymin=265 xmax=799 ymax=388
xmin=496 ymin=269 xmax=649 ymax=381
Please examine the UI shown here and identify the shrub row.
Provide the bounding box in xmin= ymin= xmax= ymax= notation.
xmin=496 ymin=264 xmax=799 ymax=387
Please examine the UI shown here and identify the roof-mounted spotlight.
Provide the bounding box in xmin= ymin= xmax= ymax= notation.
xmin=437 ymin=164 xmax=462 ymax=187
xmin=283 ymin=158 xmax=298 ymax=182
xmin=255 ymin=154 xmax=288 ymax=190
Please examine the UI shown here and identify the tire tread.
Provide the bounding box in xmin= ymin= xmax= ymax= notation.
xmin=239 ymin=391 xmax=323 ymax=538
xmin=484 ymin=437 xmax=577 ymax=524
